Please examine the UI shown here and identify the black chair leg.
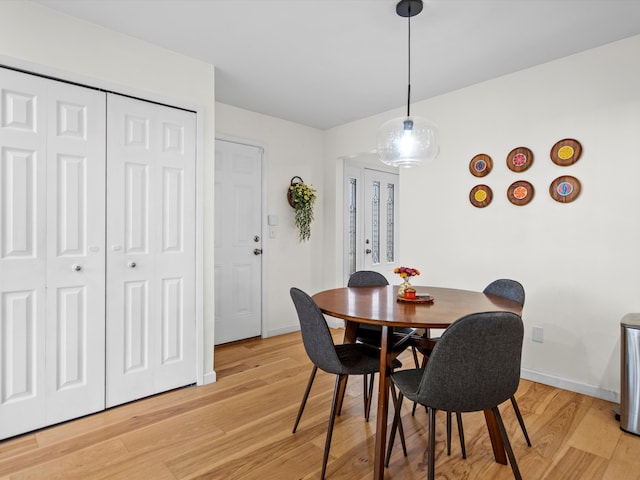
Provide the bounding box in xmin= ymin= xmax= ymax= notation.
xmin=456 ymin=412 xmax=466 ymax=459
xmin=445 ymin=411 xmax=466 ymax=458
xmin=390 ymin=384 xmax=407 ymax=457
xmin=322 ymin=375 xmax=344 ymax=480
xmin=510 ymin=396 xmax=532 ymax=446
xmin=293 ymin=365 xmax=317 ymax=433
xmin=492 ymin=406 xmax=523 ymax=480
xmin=365 ymin=373 xmax=375 ymax=421
xmin=428 ymin=407 xmax=437 ymax=480
xmin=411 ymin=346 xmax=420 ymax=368
xmin=384 ymin=391 xmax=406 ymax=467
xmin=363 ymin=375 xmax=369 ymax=420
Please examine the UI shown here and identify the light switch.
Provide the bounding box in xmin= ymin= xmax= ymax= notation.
xmin=532 ymin=326 xmax=544 ymax=343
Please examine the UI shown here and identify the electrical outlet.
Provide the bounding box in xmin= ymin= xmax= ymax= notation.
xmin=532 ymin=326 xmax=544 ymax=343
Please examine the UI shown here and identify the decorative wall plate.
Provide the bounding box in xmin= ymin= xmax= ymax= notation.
xmin=506 ymin=147 xmax=533 ymax=172
xmin=550 ymin=138 xmax=582 ymax=166
xmin=507 ymin=180 xmax=534 ymax=206
xmin=469 ymin=154 xmax=493 ymax=177
xmin=469 ymin=184 xmax=493 ymax=208
xmin=550 ymin=175 xmax=581 ymax=203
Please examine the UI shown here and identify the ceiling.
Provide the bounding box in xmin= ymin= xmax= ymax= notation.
xmin=32 ymin=0 xmax=640 ymax=130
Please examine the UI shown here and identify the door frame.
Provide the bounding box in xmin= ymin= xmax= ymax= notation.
xmin=215 ymin=133 xmax=268 ymax=341
xmin=0 ymin=55 xmax=207 ymax=387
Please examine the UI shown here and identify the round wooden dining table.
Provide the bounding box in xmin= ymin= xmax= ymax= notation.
xmin=312 ymin=285 xmax=523 ymax=480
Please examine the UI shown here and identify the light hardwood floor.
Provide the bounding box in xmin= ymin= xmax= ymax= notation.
xmin=1 ymin=330 xmax=639 ymax=479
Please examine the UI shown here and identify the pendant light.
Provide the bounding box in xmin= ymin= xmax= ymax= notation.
xmin=377 ymin=0 xmax=439 ymax=168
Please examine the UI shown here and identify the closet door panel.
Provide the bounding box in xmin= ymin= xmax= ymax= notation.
xmin=106 ymin=94 xmax=196 ymax=407
xmin=45 ymin=80 xmax=106 ymax=424
xmin=1 ymin=69 xmax=106 ymax=440
xmin=0 ymin=70 xmax=49 ymax=438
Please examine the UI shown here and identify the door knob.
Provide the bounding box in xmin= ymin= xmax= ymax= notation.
xmin=365 ymin=249 xmax=372 ymax=254
xmin=128 ymin=262 xmax=137 ymax=268
xmin=253 ymin=248 xmax=263 ymax=255
xmin=72 ymin=264 xmax=82 ymax=271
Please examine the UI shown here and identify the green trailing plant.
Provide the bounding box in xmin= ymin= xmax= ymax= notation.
xmin=289 ymin=181 xmax=316 ymax=242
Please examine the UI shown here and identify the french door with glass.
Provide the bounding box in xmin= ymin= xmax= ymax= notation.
xmin=344 ymin=164 xmax=399 ymax=281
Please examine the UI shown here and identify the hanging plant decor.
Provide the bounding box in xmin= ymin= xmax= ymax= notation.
xmin=287 ymin=176 xmax=316 ymax=242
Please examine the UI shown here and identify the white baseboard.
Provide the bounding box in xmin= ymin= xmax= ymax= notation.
xmin=521 ymin=368 xmax=619 ymax=403
xmin=266 ymin=324 xmax=301 ymax=337
xmin=201 ymin=371 xmax=217 ymax=385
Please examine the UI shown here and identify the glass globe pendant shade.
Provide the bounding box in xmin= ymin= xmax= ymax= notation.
xmin=377 ymin=115 xmax=439 ymax=167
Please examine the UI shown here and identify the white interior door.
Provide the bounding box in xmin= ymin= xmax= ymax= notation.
xmin=214 ymin=139 xmax=262 ymax=345
xmin=106 ymin=94 xmax=196 ymax=407
xmin=0 ymin=68 xmax=106 ymax=439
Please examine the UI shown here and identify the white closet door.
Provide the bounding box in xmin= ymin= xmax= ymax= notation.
xmin=45 ymin=80 xmax=106 ymax=424
xmin=106 ymin=94 xmax=196 ymax=407
xmin=0 ymin=68 xmax=106 ymax=439
xmin=0 ymin=69 xmax=48 ymax=438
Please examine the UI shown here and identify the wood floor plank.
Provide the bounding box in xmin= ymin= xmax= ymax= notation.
xmin=0 ymin=434 xmax=38 ymax=462
xmin=567 ymin=399 xmax=621 ymax=459
xmin=602 ymin=433 xmax=640 ymax=480
xmin=543 ymin=445 xmax=609 ymax=480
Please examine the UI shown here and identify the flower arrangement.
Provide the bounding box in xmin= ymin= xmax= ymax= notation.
xmin=289 ymin=180 xmax=316 ymax=242
xmin=394 ymin=266 xmax=420 ymax=297
xmin=394 ymin=266 xmax=420 ymax=278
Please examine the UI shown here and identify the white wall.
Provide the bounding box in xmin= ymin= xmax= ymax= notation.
xmin=324 ymin=35 xmax=640 ymax=401
xmin=215 ymin=103 xmax=325 ymax=337
xmin=0 ymin=1 xmax=217 ymax=382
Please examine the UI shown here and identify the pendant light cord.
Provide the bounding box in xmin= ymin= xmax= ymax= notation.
xmin=406 ymin=6 xmax=412 ymax=118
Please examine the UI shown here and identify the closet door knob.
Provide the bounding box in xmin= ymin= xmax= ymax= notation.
xmin=72 ymin=264 xmax=82 ymax=271
xmin=128 ymin=262 xmax=137 ymax=268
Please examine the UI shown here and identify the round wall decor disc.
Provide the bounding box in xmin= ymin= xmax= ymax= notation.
xmin=507 ymin=180 xmax=534 ymax=205
xmin=550 ymin=175 xmax=581 ymax=203
xmin=550 ymin=138 xmax=582 ymax=166
xmin=469 ymin=154 xmax=493 ymax=177
xmin=469 ymin=184 xmax=493 ymax=208
xmin=507 ymin=147 xmax=534 ymax=172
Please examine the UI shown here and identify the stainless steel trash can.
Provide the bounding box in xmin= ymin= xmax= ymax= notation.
xmin=621 ymin=313 xmax=640 ymax=436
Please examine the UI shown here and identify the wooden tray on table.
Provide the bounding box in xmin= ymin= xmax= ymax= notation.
xmin=397 ymin=294 xmax=434 ymax=304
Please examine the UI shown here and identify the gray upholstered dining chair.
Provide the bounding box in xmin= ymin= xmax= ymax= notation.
xmin=347 ymin=270 xmax=391 ymax=349
xmin=483 ymin=279 xmax=531 ymax=447
xmin=484 ymin=278 xmax=526 ymax=307
xmin=290 ymin=287 xmax=405 ymax=479
xmin=411 ymin=278 xmax=531 ymax=457
xmin=291 ymin=272 xmax=403 ymax=425
xmin=386 ymin=311 xmax=525 ymax=480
